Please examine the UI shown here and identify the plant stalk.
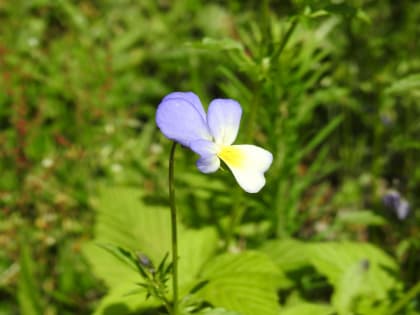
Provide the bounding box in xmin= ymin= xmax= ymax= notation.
xmin=386 ymin=280 xmax=420 ymax=315
xmin=168 ymin=142 xmax=179 ymax=315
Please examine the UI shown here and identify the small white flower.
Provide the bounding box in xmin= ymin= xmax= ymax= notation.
xmin=41 ymin=158 xmax=54 ymax=168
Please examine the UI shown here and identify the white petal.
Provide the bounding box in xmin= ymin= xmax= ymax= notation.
xmin=207 ymin=99 xmax=242 ymax=145
xmin=217 ymin=144 xmax=273 ymax=193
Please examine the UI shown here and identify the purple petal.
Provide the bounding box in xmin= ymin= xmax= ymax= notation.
xmin=383 ymin=190 xmax=400 ymax=209
xmin=156 ymin=97 xmax=211 ymax=147
xmin=162 ymin=92 xmax=207 ymax=121
xmin=196 ymin=155 xmax=220 ymax=173
xmin=207 ymin=99 xmax=242 ymax=145
xmin=190 ymin=139 xmax=218 ymax=156
xmin=190 ymin=139 xmax=220 ymax=173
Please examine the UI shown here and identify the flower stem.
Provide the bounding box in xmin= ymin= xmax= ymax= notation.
xmin=168 ymin=142 xmax=179 ymax=315
xmin=386 ymin=280 xmax=420 ymax=315
xmin=271 ymin=17 xmax=298 ymax=62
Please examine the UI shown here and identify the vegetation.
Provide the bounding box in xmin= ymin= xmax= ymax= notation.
xmin=0 ymin=1 xmax=419 ymax=314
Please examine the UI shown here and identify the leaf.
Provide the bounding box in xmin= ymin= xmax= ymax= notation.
xmin=280 ymin=303 xmax=334 ymax=315
xmin=17 ymin=242 xmax=42 ymax=315
xmin=299 ymin=115 xmax=343 ymax=160
xmin=196 ymin=307 xmax=242 ymax=315
xmin=178 ymin=227 xmax=218 ymax=292
xmin=336 ymin=210 xmax=387 ymax=227
xmin=196 ymin=251 xmax=282 ymax=315
xmin=307 ymin=242 xmax=402 ymax=300
xmin=83 ymin=186 xmax=219 ymax=313
xmin=332 ymin=260 xmax=369 ymax=315
xmin=198 ymin=37 xmax=244 ymax=51
xmin=83 ymin=187 xmax=171 ymax=290
xmin=260 ymin=239 xmax=309 ymax=272
xmin=91 ymin=282 xmax=159 ymax=315
xmin=262 ymin=239 xmax=402 ymax=313
xmin=385 ymin=73 xmax=420 ymax=94
xmin=96 ymin=243 xmax=140 ymax=273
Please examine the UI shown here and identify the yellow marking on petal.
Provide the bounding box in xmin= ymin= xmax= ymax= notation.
xmin=217 ymin=145 xmax=244 ymax=168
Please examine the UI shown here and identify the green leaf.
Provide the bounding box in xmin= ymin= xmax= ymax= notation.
xmin=196 ymin=307 xmax=242 ymax=315
xmin=83 ymin=187 xmax=171 ymax=292
xmin=17 ymin=242 xmax=42 ymax=315
xmin=83 ymin=186 xmax=219 ymax=313
xmin=96 ymin=243 xmax=140 ymax=273
xmin=307 ymin=242 xmax=402 ymax=300
xmin=260 ymin=239 xmax=309 ymax=272
xmin=262 ymin=239 xmax=402 ymax=313
xmin=178 ymin=227 xmax=218 ymax=292
xmin=196 ymin=251 xmax=282 ymax=315
xmin=336 ymin=210 xmax=387 ymax=227
xmin=332 ymin=260 xmax=369 ymax=315
xmin=280 ymin=303 xmax=334 ymax=315
xmin=385 ymin=73 xmax=420 ymax=94
xmin=299 ymin=115 xmax=343 ymax=160
xmin=91 ymin=282 xmax=159 ymax=315
xmin=199 ymin=37 xmax=244 ymax=51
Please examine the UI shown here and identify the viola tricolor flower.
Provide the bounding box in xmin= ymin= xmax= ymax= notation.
xmin=383 ymin=189 xmax=411 ymax=220
xmin=156 ymin=92 xmax=273 ymax=193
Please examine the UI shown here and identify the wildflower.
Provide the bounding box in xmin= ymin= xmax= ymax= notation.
xmin=156 ymin=92 xmax=273 ymax=193
xmin=382 ymin=190 xmax=400 ymax=210
xmin=138 ymin=253 xmax=155 ymax=273
xmin=383 ymin=189 xmax=410 ymax=220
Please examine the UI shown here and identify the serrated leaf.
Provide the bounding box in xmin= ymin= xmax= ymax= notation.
xmin=262 ymin=239 xmax=402 ymax=313
xmin=178 ymin=227 xmax=218 ymax=291
xmin=260 ymin=238 xmax=309 ymax=271
xmin=280 ymin=302 xmax=334 ymax=315
xmin=83 ymin=187 xmax=171 ymax=290
xmin=196 ymin=307 xmax=242 ymax=315
xmin=332 ymin=260 xmax=369 ymax=315
xmin=83 ymin=186 xmax=219 ymax=314
xmin=196 ymin=251 xmax=282 ymax=315
xmin=91 ymin=282 xmax=159 ymax=315
xmin=281 ymin=303 xmax=334 ymax=315
xmin=90 ymin=187 xmax=172 ymax=266
xmin=307 ymin=242 xmax=402 ymax=300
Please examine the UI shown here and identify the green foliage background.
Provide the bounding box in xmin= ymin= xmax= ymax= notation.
xmin=0 ymin=0 xmax=419 ymax=314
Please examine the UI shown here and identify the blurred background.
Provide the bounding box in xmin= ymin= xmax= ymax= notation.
xmin=0 ymin=1 xmax=419 ymax=314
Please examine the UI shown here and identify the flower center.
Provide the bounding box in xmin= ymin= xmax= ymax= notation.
xmin=217 ymin=145 xmax=244 ymax=168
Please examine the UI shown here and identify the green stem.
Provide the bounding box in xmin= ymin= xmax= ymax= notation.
xmin=245 ymin=82 xmax=262 ymax=142
xmin=224 ymin=188 xmax=244 ymax=250
xmin=386 ymin=281 xmax=420 ymax=315
xmin=271 ymin=17 xmax=298 ymax=62
xmin=226 ymin=78 xmax=263 ymax=249
xmin=225 ymin=2 xmax=296 ymax=248
xmin=164 ymin=297 xmax=174 ymax=315
xmin=168 ymin=142 xmax=179 ymax=315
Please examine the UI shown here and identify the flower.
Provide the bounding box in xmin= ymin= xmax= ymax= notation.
xmin=156 ymin=92 xmax=273 ymax=193
xmin=382 ymin=190 xmax=400 ymax=209
xmin=382 ymin=189 xmax=411 ymax=220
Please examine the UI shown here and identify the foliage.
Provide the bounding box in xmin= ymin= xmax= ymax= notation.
xmin=0 ymin=0 xmax=419 ymax=314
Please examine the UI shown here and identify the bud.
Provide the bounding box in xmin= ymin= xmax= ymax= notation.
xmin=138 ymin=253 xmax=154 ymax=272
xmin=383 ymin=190 xmax=410 ymax=220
